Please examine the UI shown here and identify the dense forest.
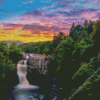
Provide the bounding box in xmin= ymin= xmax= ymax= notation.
xmin=18 ymin=18 xmax=100 ymax=100
xmin=0 ymin=42 xmax=23 ymax=99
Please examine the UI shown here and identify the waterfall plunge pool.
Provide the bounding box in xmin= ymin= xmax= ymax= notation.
xmin=7 ymin=60 xmax=62 ymax=100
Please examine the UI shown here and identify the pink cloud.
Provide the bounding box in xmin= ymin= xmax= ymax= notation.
xmin=0 ymin=24 xmax=22 ymax=30
xmin=79 ymin=10 xmax=98 ymax=20
xmin=69 ymin=3 xmax=80 ymax=5
xmin=21 ymin=0 xmax=33 ymax=4
xmin=94 ymin=0 xmax=97 ymax=2
xmin=31 ymin=29 xmax=41 ymax=35
xmin=19 ymin=34 xmax=33 ymax=37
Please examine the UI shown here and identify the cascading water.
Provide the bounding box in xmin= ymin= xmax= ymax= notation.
xmin=16 ymin=60 xmax=39 ymax=89
xmin=9 ymin=59 xmax=59 ymax=100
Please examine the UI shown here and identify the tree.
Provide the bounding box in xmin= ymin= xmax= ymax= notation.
xmin=36 ymin=42 xmax=47 ymax=54
xmin=69 ymin=22 xmax=76 ymax=37
xmin=54 ymin=36 xmax=73 ymax=65
xmin=9 ymin=42 xmax=23 ymax=66
xmin=84 ymin=20 xmax=88 ymax=28
xmin=69 ymin=22 xmax=92 ymax=43
xmin=71 ymin=54 xmax=100 ymax=100
xmin=53 ymin=32 xmax=66 ymax=48
xmin=0 ymin=41 xmax=9 ymax=62
xmin=87 ymin=20 xmax=94 ymax=35
xmin=89 ymin=20 xmax=100 ymax=57
xmin=69 ymin=24 xmax=82 ymax=41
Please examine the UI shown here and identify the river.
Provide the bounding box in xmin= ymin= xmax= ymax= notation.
xmin=7 ymin=60 xmax=64 ymax=100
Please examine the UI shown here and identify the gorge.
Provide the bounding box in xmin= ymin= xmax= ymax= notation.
xmin=7 ymin=58 xmax=62 ymax=100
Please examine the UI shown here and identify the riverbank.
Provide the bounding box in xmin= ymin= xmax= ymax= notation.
xmin=0 ymin=68 xmax=19 ymax=100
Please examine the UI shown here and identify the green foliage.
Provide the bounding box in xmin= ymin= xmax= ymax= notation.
xmin=90 ymin=20 xmax=100 ymax=57
xmin=53 ymin=32 xmax=66 ymax=48
xmin=9 ymin=42 xmax=23 ymax=64
xmin=54 ymin=36 xmax=73 ymax=65
xmin=72 ymin=63 xmax=91 ymax=79
xmin=71 ymin=52 xmax=100 ymax=99
xmin=0 ymin=41 xmax=9 ymax=56
xmin=11 ymin=19 xmax=100 ymax=100
xmin=69 ymin=21 xmax=93 ymax=43
xmin=0 ymin=52 xmax=6 ymax=64
xmin=0 ymin=41 xmax=20 ymax=98
xmin=37 ymin=42 xmax=47 ymax=54
xmin=33 ymin=46 xmax=38 ymax=53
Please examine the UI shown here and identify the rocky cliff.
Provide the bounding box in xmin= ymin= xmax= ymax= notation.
xmin=27 ymin=54 xmax=54 ymax=75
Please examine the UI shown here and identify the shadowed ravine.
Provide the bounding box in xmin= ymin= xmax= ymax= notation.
xmin=8 ymin=60 xmax=61 ymax=100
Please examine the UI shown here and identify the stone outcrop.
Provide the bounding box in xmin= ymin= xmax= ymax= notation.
xmin=22 ymin=52 xmax=30 ymax=60
xmin=18 ymin=60 xmax=24 ymax=64
xmin=27 ymin=54 xmax=54 ymax=75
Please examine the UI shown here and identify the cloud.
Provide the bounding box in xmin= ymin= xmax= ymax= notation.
xmin=0 ymin=0 xmax=4 ymax=4
xmin=22 ymin=24 xmax=67 ymax=31
xmin=40 ymin=0 xmax=51 ymax=3
xmin=0 ymin=10 xmax=12 ymax=14
xmin=54 ymin=0 xmax=94 ymax=4
xmin=69 ymin=3 xmax=80 ymax=5
xmin=0 ymin=23 xmax=23 ymax=30
xmin=53 ymin=0 xmax=73 ymax=5
xmin=21 ymin=0 xmax=33 ymax=4
xmin=19 ymin=34 xmax=33 ymax=37
xmin=31 ymin=30 xmax=41 ymax=35
xmin=20 ymin=9 xmax=42 ymax=16
xmin=57 ymin=8 xmax=98 ymax=17
xmin=17 ymin=5 xmax=21 ymax=7
xmin=94 ymin=0 xmax=98 ymax=2
xmin=45 ymin=13 xmax=57 ymax=18
xmin=0 ymin=34 xmax=6 ymax=37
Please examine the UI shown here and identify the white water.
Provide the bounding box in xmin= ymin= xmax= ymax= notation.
xmin=8 ymin=59 xmax=59 ymax=100
xmin=16 ymin=60 xmax=39 ymax=89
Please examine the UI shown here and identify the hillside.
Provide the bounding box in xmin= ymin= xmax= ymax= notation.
xmin=0 ymin=41 xmax=24 ymax=46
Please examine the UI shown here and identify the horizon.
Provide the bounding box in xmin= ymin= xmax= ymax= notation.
xmin=0 ymin=0 xmax=100 ymax=43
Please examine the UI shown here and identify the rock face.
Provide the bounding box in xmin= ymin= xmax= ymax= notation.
xmin=27 ymin=54 xmax=54 ymax=75
xmin=26 ymin=54 xmax=55 ymax=87
xmin=22 ymin=52 xmax=30 ymax=60
xmin=18 ymin=60 xmax=24 ymax=64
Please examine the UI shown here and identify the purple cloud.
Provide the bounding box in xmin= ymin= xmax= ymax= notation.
xmin=54 ymin=0 xmax=94 ymax=4
xmin=0 ymin=10 xmax=12 ymax=14
xmin=0 ymin=0 xmax=5 ymax=4
xmin=22 ymin=0 xmax=33 ymax=4
xmin=57 ymin=8 xmax=98 ymax=17
xmin=45 ymin=13 xmax=57 ymax=17
xmin=53 ymin=0 xmax=73 ymax=5
xmin=22 ymin=24 xmax=67 ymax=31
xmin=3 ymin=23 xmax=23 ymax=26
xmin=21 ymin=9 xmax=42 ymax=16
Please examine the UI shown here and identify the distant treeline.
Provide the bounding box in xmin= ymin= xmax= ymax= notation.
xmin=18 ymin=18 xmax=100 ymax=100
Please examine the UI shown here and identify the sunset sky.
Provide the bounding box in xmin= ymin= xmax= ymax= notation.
xmin=0 ymin=0 xmax=100 ymax=43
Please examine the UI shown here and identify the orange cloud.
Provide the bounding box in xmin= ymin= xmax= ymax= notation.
xmin=0 ymin=35 xmax=6 ymax=37
xmin=19 ymin=34 xmax=33 ymax=37
xmin=0 ymin=25 xmax=54 ymax=43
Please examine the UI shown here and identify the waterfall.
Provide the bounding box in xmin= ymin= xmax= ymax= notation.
xmin=16 ymin=60 xmax=39 ymax=89
xmin=17 ymin=60 xmax=29 ymax=85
